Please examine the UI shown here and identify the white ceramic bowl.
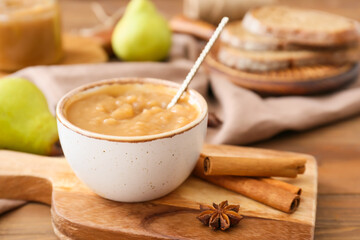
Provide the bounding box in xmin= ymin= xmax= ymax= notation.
xmin=56 ymin=78 xmax=208 ymax=202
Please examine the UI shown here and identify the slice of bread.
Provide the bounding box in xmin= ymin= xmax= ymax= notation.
xmin=242 ymin=6 xmax=360 ymax=46
xmin=218 ymin=43 xmax=360 ymax=72
xmin=221 ymin=21 xmax=298 ymax=51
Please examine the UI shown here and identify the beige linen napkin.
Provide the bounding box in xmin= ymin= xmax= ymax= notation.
xmin=2 ymin=33 xmax=360 ymax=214
xmin=207 ymin=75 xmax=360 ymax=144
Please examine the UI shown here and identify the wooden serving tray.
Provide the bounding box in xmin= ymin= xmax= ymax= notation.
xmin=170 ymin=15 xmax=359 ymax=95
xmin=0 ymin=145 xmax=317 ymax=239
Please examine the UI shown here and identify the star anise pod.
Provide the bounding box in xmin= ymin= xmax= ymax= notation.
xmin=197 ymin=200 xmax=243 ymax=230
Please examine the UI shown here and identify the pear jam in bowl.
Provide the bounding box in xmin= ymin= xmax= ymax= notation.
xmin=56 ymin=78 xmax=208 ymax=202
xmin=65 ymin=82 xmax=199 ymax=137
xmin=0 ymin=0 xmax=62 ymax=71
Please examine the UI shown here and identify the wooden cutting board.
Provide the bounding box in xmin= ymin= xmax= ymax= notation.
xmin=170 ymin=15 xmax=359 ymax=95
xmin=0 ymin=146 xmax=317 ymax=239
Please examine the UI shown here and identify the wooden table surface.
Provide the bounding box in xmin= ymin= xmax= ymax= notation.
xmin=1 ymin=0 xmax=360 ymax=239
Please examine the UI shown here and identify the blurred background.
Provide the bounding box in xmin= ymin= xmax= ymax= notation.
xmin=60 ymin=0 xmax=360 ymax=32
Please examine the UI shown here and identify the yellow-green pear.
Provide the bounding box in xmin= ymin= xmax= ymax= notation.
xmin=111 ymin=0 xmax=172 ymax=61
xmin=0 ymin=77 xmax=59 ymax=155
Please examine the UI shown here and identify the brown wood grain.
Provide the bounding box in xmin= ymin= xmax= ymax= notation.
xmin=315 ymin=194 xmax=360 ymax=240
xmin=0 ymin=203 xmax=57 ymax=240
xmin=1 ymin=0 xmax=360 ymax=239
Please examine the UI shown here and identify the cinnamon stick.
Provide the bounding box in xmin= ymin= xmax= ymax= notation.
xmin=201 ymin=144 xmax=307 ymax=178
xmin=193 ymin=161 xmax=300 ymax=213
xmin=261 ymin=178 xmax=302 ymax=195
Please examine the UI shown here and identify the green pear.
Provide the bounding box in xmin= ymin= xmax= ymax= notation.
xmin=111 ymin=0 xmax=172 ymax=61
xmin=0 ymin=77 xmax=59 ymax=155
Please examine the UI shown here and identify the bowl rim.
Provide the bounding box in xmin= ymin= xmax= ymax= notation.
xmin=56 ymin=77 xmax=208 ymax=142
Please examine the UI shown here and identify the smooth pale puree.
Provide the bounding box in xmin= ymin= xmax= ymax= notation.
xmin=65 ymin=83 xmax=200 ymax=137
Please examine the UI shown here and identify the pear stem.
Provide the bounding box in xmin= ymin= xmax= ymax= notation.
xmin=167 ymin=16 xmax=229 ymax=109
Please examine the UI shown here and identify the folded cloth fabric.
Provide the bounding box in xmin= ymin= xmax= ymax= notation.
xmin=207 ymin=75 xmax=360 ymax=144
xmin=2 ymin=33 xmax=360 ymax=214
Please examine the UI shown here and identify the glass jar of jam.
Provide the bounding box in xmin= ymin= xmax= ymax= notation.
xmin=0 ymin=0 xmax=63 ymax=72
